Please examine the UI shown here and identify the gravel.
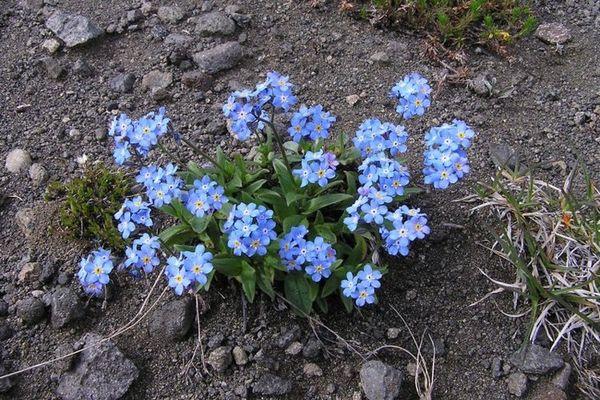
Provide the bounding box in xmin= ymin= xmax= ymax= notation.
xmin=360 ymin=360 xmax=403 ymax=400
xmin=16 ymin=296 xmax=46 ymax=325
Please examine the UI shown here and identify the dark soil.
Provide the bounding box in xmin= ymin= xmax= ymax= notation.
xmin=0 ymin=0 xmax=598 ymax=399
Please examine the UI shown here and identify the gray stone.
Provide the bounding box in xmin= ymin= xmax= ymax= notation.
xmin=535 ymin=23 xmax=571 ymax=45
xmin=386 ymin=328 xmax=400 ymax=340
xmin=370 ymin=51 xmax=390 ymax=64
xmin=0 ymin=365 xmax=14 ymax=393
xmin=491 ymin=357 xmax=503 ymax=379
xmin=285 ymin=341 xmax=303 ymax=355
xmin=57 ymin=333 xmax=138 ymax=400
xmin=195 ymin=12 xmax=236 ymax=36
xmin=507 ymin=372 xmax=528 ymax=397
xmin=208 ymin=332 xmax=224 ymax=349
xmin=302 ymin=338 xmax=322 ymax=359
xmin=303 ymin=362 xmax=323 ymax=377
xmin=164 ymin=33 xmax=193 ymax=48
xmin=531 ymin=383 xmax=567 ymax=400
xmin=0 ymin=322 xmax=15 ymax=341
xmin=72 ymin=59 xmax=94 ymax=77
xmin=360 ymin=360 xmax=403 ymax=400
xmin=126 ymin=9 xmax=143 ymax=24
xmin=181 ymin=70 xmax=214 ymax=90
xmin=15 ymin=207 xmax=35 ymax=237
xmin=509 ymin=344 xmax=564 ymax=375
xmin=489 ymin=143 xmax=525 ymax=173
xmin=147 ymin=298 xmax=193 ymax=341
xmin=51 ymin=287 xmax=84 ymax=329
xmin=252 ymin=374 xmax=292 ymax=396
xmin=551 ymin=363 xmax=572 ymax=390
xmin=157 ymin=6 xmax=184 ymax=24
xmin=224 ymin=5 xmax=251 ymax=26
xmin=468 ymin=74 xmax=493 ymax=96
xmin=43 ymin=57 xmax=67 ymax=80
xmin=109 ymin=73 xmax=136 ymax=93
xmin=42 ymin=38 xmax=61 ymax=54
xmin=18 ymin=261 xmax=41 ymax=283
xmin=141 ymin=70 xmax=173 ymax=92
xmin=46 ymin=11 xmax=103 ymax=48
xmin=16 ymin=296 xmax=46 ymax=325
xmin=29 ymin=163 xmax=48 ymax=187
xmin=192 ymin=42 xmax=243 ymax=74
xmin=232 ymin=346 xmax=248 ymax=366
xmin=207 ymin=346 xmax=232 ymax=373
xmin=0 ymin=300 xmax=8 ymax=317
xmin=6 ymin=148 xmax=32 ymax=173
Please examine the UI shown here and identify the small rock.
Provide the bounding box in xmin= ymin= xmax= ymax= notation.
xmin=406 ymin=362 xmax=417 ymax=377
xmin=29 ymin=163 xmax=48 ymax=187
xmin=488 ymin=143 xmax=525 ymax=173
xmin=43 ymin=57 xmax=66 ymax=80
xmin=192 ymin=42 xmax=243 ymax=74
xmin=140 ymin=1 xmax=154 ymax=16
xmin=0 ymin=300 xmax=8 ymax=317
xmin=50 ymin=287 xmax=84 ymax=329
xmin=151 ymin=88 xmax=171 ymax=102
xmin=157 ymin=6 xmax=184 ymax=24
xmin=574 ymin=111 xmax=590 ymax=126
xmin=109 ymin=73 xmax=136 ymax=93
xmin=507 ymin=372 xmax=528 ymax=397
xmin=164 ymin=33 xmax=193 ymax=48
xmin=15 ymin=207 xmax=35 ymax=237
xmin=360 ymin=360 xmax=403 ymax=400
xmin=386 ymin=328 xmax=400 ymax=340
xmin=285 ymin=341 xmax=303 ymax=355
xmin=405 ymin=289 xmax=417 ymax=301
xmin=509 ymin=344 xmax=564 ymax=375
xmin=18 ymin=261 xmax=41 ymax=283
xmin=535 ymin=23 xmax=571 ymax=45
xmin=491 ymin=357 xmax=503 ymax=379
xmin=370 ymin=51 xmax=390 ymax=64
xmin=326 ymin=383 xmax=337 ymax=394
xmin=0 ymin=365 xmax=14 ymax=393
xmin=224 ymin=5 xmax=251 ymax=26
xmin=141 ymin=70 xmax=173 ymax=92
xmin=252 ymin=374 xmax=292 ymax=396
xmin=232 ymin=346 xmax=248 ymax=366
xmin=195 ymin=12 xmax=236 ymax=36
xmin=126 ymin=9 xmax=143 ymax=24
xmin=346 ymin=94 xmax=360 ymax=106
xmin=468 ymin=74 xmax=493 ymax=96
xmin=42 ymin=38 xmax=61 ymax=53
xmin=72 ymin=59 xmax=94 ymax=77
xmin=426 ymin=337 xmax=446 ymax=357
xmin=6 ymin=148 xmax=32 ymax=173
xmin=45 ymin=10 xmax=103 ymax=47
xmin=303 ymin=363 xmax=323 ymax=377
xmin=0 ymin=322 xmax=14 ymax=340
xmin=208 ymin=333 xmax=224 ymax=349
xmin=39 ymin=261 xmax=58 ymax=283
xmin=181 ymin=70 xmax=214 ymax=90
xmin=147 ymin=298 xmax=193 ymax=341
xmin=16 ymin=296 xmax=46 ymax=325
xmin=207 ymin=346 xmax=232 ymax=373
xmin=551 ymin=363 xmax=572 ymax=390
xmin=302 ymin=338 xmax=322 ymax=359
xmin=531 ymin=383 xmax=567 ymax=400
xmin=57 ymin=333 xmax=138 ymax=400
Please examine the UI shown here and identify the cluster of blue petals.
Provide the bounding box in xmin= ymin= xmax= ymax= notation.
xmin=288 ymin=105 xmax=336 ymax=142
xmin=165 ymin=245 xmax=214 ymax=295
xmin=77 ymin=248 xmax=113 ymax=297
xmin=292 ymin=150 xmax=338 ymax=188
xmin=224 ymin=203 xmax=277 ymax=257
xmin=182 ymin=176 xmax=228 ymax=218
xmin=279 ymin=225 xmax=337 ymax=282
xmin=115 ymin=196 xmax=153 ymax=239
xmin=390 ymin=73 xmax=432 ymax=119
xmin=136 ymin=164 xmax=183 ymax=208
xmin=123 ymin=234 xmax=161 ymax=277
xmin=340 ymin=264 xmax=382 ymax=307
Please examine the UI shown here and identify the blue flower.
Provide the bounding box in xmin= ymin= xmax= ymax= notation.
xmin=77 ymin=248 xmax=114 ymax=297
xmin=225 ymin=203 xmax=276 ymax=257
xmin=305 ymin=258 xmax=332 ymax=282
xmin=390 ymin=73 xmax=431 ymax=120
xmin=340 ymin=272 xmax=359 ymax=297
xmin=361 ymin=200 xmax=387 ymax=224
xmin=117 ymin=212 xmax=135 ymax=239
xmin=357 ymin=264 xmax=382 ymax=288
xmin=353 ymin=285 xmax=375 ymax=307
xmin=293 ymin=151 xmax=337 ymax=188
xmin=165 ymin=259 xmax=191 ymax=296
xmin=287 ymin=105 xmax=336 ymax=142
xmin=183 ymin=244 xmax=214 ymax=286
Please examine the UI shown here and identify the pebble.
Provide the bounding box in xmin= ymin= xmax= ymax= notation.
xmin=43 ymin=57 xmax=67 ymax=80
xmin=535 ymin=22 xmax=572 ymax=45
xmin=551 ymin=363 xmax=572 ymax=390
xmin=16 ymin=296 xmax=47 ymax=325
xmin=252 ymin=373 xmax=292 ymax=396
xmin=15 ymin=207 xmax=35 ymax=237
xmin=18 ymin=261 xmax=41 ymax=284
xmin=509 ymin=344 xmax=564 ymax=375
xmin=302 ymin=338 xmax=322 ymax=359
xmin=6 ymin=148 xmax=32 ymax=173
xmin=285 ymin=341 xmax=303 ymax=355
xmin=141 ymin=70 xmax=173 ymax=92
xmin=195 ymin=12 xmax=236 ymax=36
xmin=386 ymin=328 xmax=400 ymax=340
xmin=29 ymin=163 xmax=48 ymax=187
xmin=303 ymin=363 xmax=323 ymax=377
xmin=72 ymin=59 xmax=94 ymax=77
xmin=109 ymin=73 xmax=136 ymax=93
xmin=346 ymin=94 xmax=360 ymax=106
xmin=50 ymin=287 xmax=84 ymax=329
xmin=232 ymin=345 xmax=248 ymax=366
xmin=45 ymin=10 xmax=104 ymax=47
xmin=360 ymin=360 xmax=403 ymax=400
xmin=147 ymin=298 xmax=194 ymax=341
xmin=157 ymin=6 xmax=184 ymax=24
xmin=192 ymin=42 xmax=243 ymax=74
xmin=369 ymin=51 xmax=390 ymax=64
xmin=491 ymin=357 xmax=503 ymax=379
xmin=468 ymin=74 xmax=493 ymax=96
xmin=181 ymin=70 xmax=214 ymax=90
xmin=207 ymin=346 xmax=232 ymax=373
xmin=507 ymin=372 xmax=528 ymax=397
xmin=42 ymin=38 xmax=61 ymax=53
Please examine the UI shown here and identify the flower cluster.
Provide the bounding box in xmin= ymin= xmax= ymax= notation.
xmin=423 ymin=120 xmax=474 ymax=189
xmin=183 ymin=176 xmax=228 ymax=218
xmin=77 ymin=248 xmax=113 ymax=297
xmin=340 ymin=265 xmax=382 ymax=307
xmin=390 ymin=73 xmax=431 ymax=119
xmin=115 ymin=196 xmax=153 ymax=239
xmin=123 ymin=234 xmax=161 ymax=277
xmin=279 ymin=226 xmax=337 ymax=282
xmin=136 ymin=164 xmax=183 ymax=208
xmin=109 ymin=108 xmax=170 ymax=165
xmin=352 ymin=119 xmax=408 ymax=159
xmin=288 ymin=105 xmax=336 ymax=142
xmin=292 ymin=150 xmax=338 ymax=188
xmin=165 ymin=245 xmax=214 ymax=295
xmin=379 ymin=207 xmax=430 ymax=256
xmin=223 ymin=71 xmax=296 ymax=141
xmin=223 ymin=203 xmax=277 ymax=257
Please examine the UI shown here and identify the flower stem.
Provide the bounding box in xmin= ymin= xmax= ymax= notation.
xmin=257 ymin=117 xmax=291 ymax=171
xmin=180 ymin=136 xmax=227 ymax=174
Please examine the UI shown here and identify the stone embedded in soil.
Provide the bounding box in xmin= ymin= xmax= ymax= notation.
xmin=57 ymin=333 xmax=138 ymax=400
xmin=224 ymin=5 xmax=251 ymax=26
xmin=509 ymin=344 xmax=564 ymax=375
xmin=181 ymin=70 xmax=214 ymax=90
xmin=42 ymin=38 xmax=61 ymax=54
xmin=252 ymin=373 xmax=292 ymax=396
xmin=147 ymin=298 xmax=193 ymax=341
xmin=285 ymin=341 xmax=303 ymax=355
xmin=192 ymin=42 xmax=243 ymax=74
xmin=109 ymin=73 xmax=136 ymax=93
xmin=18 ymin=261 xmax=41 ymax=283
xmin=72 ymin=59 xmax=94 ymax=77
xmin=346 ymin=94 xmax=360 ymax=106
xmin=141 ymin=70 xmax=173 ymax=92
xmin=195 ymin=12 xmax=236 ymax=36
xmin=488 ymin=143 xmax=525 ymax=173
xmin=45 ymin=11 xmax=103 ymax=48
xmin=303 ymin=362 xmax=323 ymax=377
xmin=551 ymin=363 xmax=572 ymax=390
xmin=468 ymin=74 xmax=493 ymax=96
xmin=535 ymin=23 xmax=572 ymax=45
xmin=491 ymin=357 xmax=503 ymax=379
xmin=0 ymin=321 xmax=15 ymax=340
xmin=43 ymin=57 xmax=67 ymax=80
xmin=16 ymin=296 xmax=46 ymax=325
xmin=164 ymin=33 xmax=193 ymax=48
xmin=369 ymin=51 xmax=390 ymax=64
xmin=507 ymin=372 xmax=528 ymax=397
xmin=5 ymin=148 xmax=32 ymax=173
xmin=157 ymin=6 xmax=184 ymax=24
xmin=360 ymin=360 xmax=403 ymax=400
xmin=207 ymin=346 xmax=232 ymax=373
xmin=232 ymin=346 xmax=248 ymax=366
xmin=15 ymin=207 xmax=35 ymax=237
xmin=0 ymin=365 xmax=14 ymax=393
xmin=0 ymin=300 xmax=8 ymax=317
xmin=29 ymin=163 xmax=48 ymax=187
xmin=386 ymin=327 xmax=400 ymax=339
xmin=530 ymin=383 xmax=567 ymax=400
xmin=50 ymin=287 xmax=84 ymax=329
xmin=302 ymin=338 xmax=323 ymax=359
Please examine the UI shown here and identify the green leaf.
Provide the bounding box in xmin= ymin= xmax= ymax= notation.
xmin=284 ymin=272 xmax=313 ymax=315
xmin=347 ymin=235 xmax=368 ymax=265
xmin=345 ymin=171 xmax=358 ymax=195
xmin=245 ymin=179 xmax=267 ymax=194
xmin=304 ymin=194 xmax=354 ymax=214
xmin=257 ymin=267 xmax=275 ymax=300
xmin=315 ymin=298 xmax=329 ymax=313
xmin=240 ymin=261 xmax=256 ymax=303
xmin=212 ymin=256 xmax=244 ymax=277
xmin=173 ymin=244 xmax=195 ymax=252
xmin=285 ymin=191 xmax=307 ymax=206
xmin=273 ymin=159 xmax=297 ymax=197
xmin=159 ymin=223 xmax=192 ymax=245
xmin=282 ymin=215 xmax=309 ymax=233
xmin=314 ymin=224 xmax=336 ymax=243
xmin=189 ymin=216 xmax=210 ymax=234
xmin=341 ymin=291 xmax=354 ymax=313
xmin=321 ymin=275 xmax=341 ymax=298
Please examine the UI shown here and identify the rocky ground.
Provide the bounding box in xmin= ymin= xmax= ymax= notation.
xmin=0 ymin=0 xmax=599 ymax=399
